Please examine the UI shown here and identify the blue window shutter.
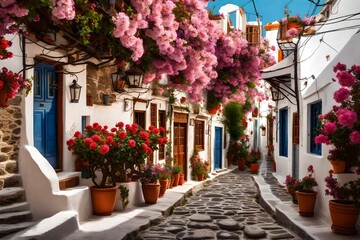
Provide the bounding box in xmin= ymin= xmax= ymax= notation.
xmin=310 ymin=102 xmax=322 ymax=155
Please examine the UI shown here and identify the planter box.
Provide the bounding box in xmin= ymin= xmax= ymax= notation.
xmin=115 ymin=181 xmax=144 ymax=210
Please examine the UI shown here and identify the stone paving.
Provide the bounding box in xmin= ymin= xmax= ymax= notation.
xmin=137 ymin=167 xmax=301 ymax=240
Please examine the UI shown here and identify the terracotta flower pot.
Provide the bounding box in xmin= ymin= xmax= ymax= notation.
xmin=250 ymin=163 xmax=259 ymax=174
xmin=90 ymin=186 xmax=118 ymax=216
xmin=172 ymin=173 xmax=180 ymax=187
xmin=197 ymin=174 xmax=204 ymax=181
xmin=159 ymin=179 xmax=168 ymax=197
xmin=296 ymin=191 xmax=317 ymax=217
xmin=330 ymin=160 xmax=346 ymax=173
xmin=178 ymin=173 xmax=185 ymax=185
xmin=237 ymin=159 xmax=246 ymax=171
xmin=207 ymin=108 xmax=217 ymax=115
xmin=166 ymin=179 xmax=171 ymax=189
xmin=329 ymin=200 xmax=360 ymax=235
xmin=0 ymin=89 xmax=9 ymax=107
xmin=142 ymin=183 xmax=160 ymax=204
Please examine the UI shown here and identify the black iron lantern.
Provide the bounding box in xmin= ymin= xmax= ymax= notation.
xmin=126 ymin=66 xmax=144 ymax=88
xmin=111 ymin=69 xmax=126 ymax=93
xmin=270 ymin=86 xmax=281 ymax=102
xmin=69 ymin=79 xmax=82 ymax=103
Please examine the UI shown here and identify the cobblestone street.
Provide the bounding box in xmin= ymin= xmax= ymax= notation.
xmin=137 ymin=169 xmax=301 ymax=239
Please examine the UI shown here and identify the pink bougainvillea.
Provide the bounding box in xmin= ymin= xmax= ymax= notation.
xmin=316 ymin=62 xmax=360 ymax=172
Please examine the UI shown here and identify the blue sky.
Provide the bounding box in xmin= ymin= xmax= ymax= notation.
xmin=207 ymin=0 xmax=325 ymax=29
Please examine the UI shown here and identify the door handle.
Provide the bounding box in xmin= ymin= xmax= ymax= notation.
xmin=40 ymin=102 xmax=45 ymax=107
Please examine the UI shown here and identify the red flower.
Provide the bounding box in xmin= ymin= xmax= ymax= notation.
xmin=129 ymin=140 xmax=136 ymax=148
xmin=86 ymin=125 xmax=93 ymax=131
xmin=84 ymin=138 xmax=94 ymax=146
xmin=159 ymin=127 xmax=165 ymax=133
xmin=125 ymin=124 xmax=131 ymax=131
xmin=92 ymin=134 xmax=101 ymax=142
xmin=106 ymin=136 xmax=114 ymax=144
xmin=118 ymin=131 xmax=127 ymax=140
xmin=89 ymin=142 xmax=97 ymax=150
xmin=99 ymin=144 xmax=110 ymax=155
xmin=111 ymin=127 xmax=117 ymax=132
xmin=139 ymin=131 xmax=149 ymax=140
xmin=74 ymin=131 xmax=81 ymax=137
xmin=118 ymin=122 xmax=124 ymax=128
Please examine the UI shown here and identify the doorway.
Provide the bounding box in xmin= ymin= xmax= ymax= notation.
xmin=173 ymin=113 xmax=188 ymax=179
xmin=214 ymin=127 xmax=223 ymax=169
xmin=33 ymin=62 xmax=60 ymax=169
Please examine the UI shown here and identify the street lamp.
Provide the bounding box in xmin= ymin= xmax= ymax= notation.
xmin=270 ymin=86 xmax=281 ymax=102
xmin=126 ymin=66 xmax=144 ymax=88
xmin=111 ymin=69 xmax=126 ymax=93
xmin=69 ymin=79 xmax=82 ymax=103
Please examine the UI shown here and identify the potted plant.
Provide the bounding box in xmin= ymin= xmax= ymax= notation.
xmin=247 ymin=149 xmax=260 ymax=173
xmin=0 ymin=67 xmax=31 ymax=107
xmin=158 ymin=165 xmax=171 ymax=197
xmin=67 ymin=122 xmax=167 ymax=214
xmin=206 ymin=90 xmax=221 ymax=115
xmin=232 ymin=136 xmax=250 ymax=171
xmin=325 ymin=170 xmax=360 ymax=235
xmin=285 ymin=175 xmax=299 ymax=204
xmin=67 ymin=122 xmax=124 ymax=215
xmin=140 ymin=163 xmax=161 ymax=204
xmin=172 ymin=164 xmax=182 ymax=187
xmin=315 ymin=63 xmax=360 ymax=174
xmin=295 ymin=165 xmax=318 ymax=217
xmin=119 ymin=185 xmax=129 ymax=210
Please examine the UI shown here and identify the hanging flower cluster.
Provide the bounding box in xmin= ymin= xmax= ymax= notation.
xmin=0 ymin=67 xmax=31 ymax=98
xmin=315 ymin=62 xmax=360 ymax=172
xmin=0 ymin=0 xmax=275 ymax=103
xmin=0 ymin=37 xmax=13 ymax=59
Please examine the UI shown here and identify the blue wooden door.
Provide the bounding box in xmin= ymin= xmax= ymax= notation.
xmin=214 ymin=127 xmax=222 ymax=169
xmin=33 ymin=63 xmax=58 ymax=168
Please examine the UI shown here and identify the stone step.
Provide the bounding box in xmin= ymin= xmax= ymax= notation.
xmin=0 ymin=202 xmax=29 ymax=214
xmin=2 ymin=174 xmax=22 ymax=188
xmin=0 ymin=187 xmax=25 ymax=206
xmin=3 ymin=211 xmax=78 ymax=240
xmin=0 ymin=222 xmax=35 ymax=238
xmin=0 ymin=210 xmax=32 ymax=224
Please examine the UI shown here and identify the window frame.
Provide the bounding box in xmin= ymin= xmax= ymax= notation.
xmin=279 ymin=108 xmax=288 ymax=157
xmin=194 ymin=120 xmax=205 ymax=151
xmin=310 ymin=101 xmax=322 ymax=155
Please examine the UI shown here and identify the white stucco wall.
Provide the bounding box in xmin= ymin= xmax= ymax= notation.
xmin=263 ymin=0 xmax=360 ymax=227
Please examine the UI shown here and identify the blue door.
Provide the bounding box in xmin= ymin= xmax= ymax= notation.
xmin=214 ymin=127 xmax=223 ymax=169
xmin=33 ymin=63 xmax=58 ymax=168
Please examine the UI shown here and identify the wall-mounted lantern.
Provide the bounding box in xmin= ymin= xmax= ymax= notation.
xmin=189 ymin=118 xmax=195 ymax=126
xmin=111 ymin=69 xmax=126 ymax=93
xmin=69 ymin=79 xmax=82 ymax=103
xmin=126 ymin=66 xmax=144 ymax=88
xmin=270 ymin=86 xmax=281 ymax=102
xmin=260 ymin=125 xmax=266 ymax=136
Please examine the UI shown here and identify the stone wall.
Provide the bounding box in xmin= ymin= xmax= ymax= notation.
xmin=86 ymin=65 xmax=117 ymax=105
xmin=0 ymin=96 xmax=23 ymax=190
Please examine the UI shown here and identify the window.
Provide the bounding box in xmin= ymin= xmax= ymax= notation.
xmin=194 ymin=120 xmax=205 ymax=150
xmin=158 ymin=110 xmax=166 ymax=160
xmin=292 ymin=112 xmax=299 ymax=144
xmin=246 ymin=25 xmax=260 ymax=46
xmin=310 ymin=101 xmax=322 ymax=155
xmin=81 ymin=116 xmax=88 ymax=134
xmin=134 ymin=111 xmax=146 ymax=129
xmin=279 ymin=108 xmax=288 ymax=157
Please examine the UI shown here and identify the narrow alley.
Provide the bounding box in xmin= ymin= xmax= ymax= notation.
xmin=137 ymin=168 xmax=300 ymax=240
